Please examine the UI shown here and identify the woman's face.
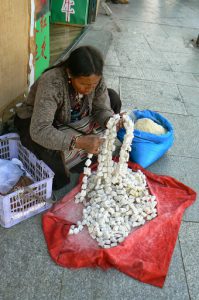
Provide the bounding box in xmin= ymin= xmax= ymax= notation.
xmin=70 ymin=74 xmax=101 ymax=95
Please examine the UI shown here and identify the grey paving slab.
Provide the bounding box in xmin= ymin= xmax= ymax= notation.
xmin=120 ymin=78 xmax=187 ymax=114
xmin=92 ymin=14 xmax=113 ymax=30
xmin=60 ymin=241 xmax=189 ymax=300
xmin=104 ymin=65 xmax=199 ymax=87
xmin=160 ymin=24 xmax=199 ymax=40
xmin=104 ymin=75 xmax=120 ymax=95
xmin=158 ymin=113 xmax=199 ymax=158
xmin=163 ymin=52 xmax=199 ymax=74
xmin=0 ymin=238 xmax=63 ymax=300
xmin=182 ymin=0 xmax=199 ymax=11
xmin=113 ymin=20 xmax=168 ymax=38
xmin=110 ymin=9 xmax=186 ymax=27
xmin=158 ymin=4 xmax=194 ymax=20
xmin=109 ymin=4 xmax=181 ymax=26
xmin=104 ymin=65 xmax=141 ymax=80
xmin=178 ymin=85 xmax=199 ymax=117
xmin=0 ymin=214 xmax=48 ymax=256
xmin=60 ymin=269 xmax=93 ymax=300
xmin=148 ymin=155 xmax=199 ymax=222
xmin=59 ymin=28 xmax=113 ymax=65
xmin=109 ymin=0 xmax=199 ymax=28
xmin=105 ymin=43 xmax=120 ymax=66
xmin=175 ymin=18 xmax=199 ymax=29
xmin=53 ymin=172 xmax=80 ymax=201
xmin=113 ymin=33 xmax=151 ymax=51
xmin=194 ymin=75 xmax=199 ymax=83
xmin=92 ymin=10 xmax=124 ymax=34
xmin=114 ymin=47 xmax=172 ymax=71
xmin=179 ymin=222 xmax=199 ymax=300
xmin=144 ymin=35 xmax=194 ymax=54
xmin=77 ymin=29 xmax=112 ymax=59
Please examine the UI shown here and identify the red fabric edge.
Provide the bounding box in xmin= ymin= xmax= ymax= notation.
xmin=42 ymin=160 xmax=197 ymax=288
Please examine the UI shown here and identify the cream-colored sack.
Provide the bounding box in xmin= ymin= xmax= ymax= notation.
xmin=134 ymin=118 xmax=167 ymax=135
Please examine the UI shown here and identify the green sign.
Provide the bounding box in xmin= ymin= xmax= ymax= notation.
xmin=51 ymin=0 xmax=89 ymax=25
xmin=35 ymin=12 xmax=50 ymax=80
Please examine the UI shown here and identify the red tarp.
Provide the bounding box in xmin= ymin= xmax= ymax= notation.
xmin=42 ymin=162 xmax=196 ymax=288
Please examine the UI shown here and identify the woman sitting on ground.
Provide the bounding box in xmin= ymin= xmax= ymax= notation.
xmin=15 ymin=46 xmax=122 ymax=189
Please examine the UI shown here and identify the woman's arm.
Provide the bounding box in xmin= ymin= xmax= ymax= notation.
xmin=30 ymin=74 xmax=77 ymax=151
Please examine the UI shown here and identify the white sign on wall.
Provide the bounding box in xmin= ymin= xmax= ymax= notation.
xmin=61 ymin=0 xmax=75 ymax=22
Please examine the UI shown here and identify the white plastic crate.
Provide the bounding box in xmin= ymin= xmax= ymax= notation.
xmin=0 ymin=133 xmax=54 ymax=228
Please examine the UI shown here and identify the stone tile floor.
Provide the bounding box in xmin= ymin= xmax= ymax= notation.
xmin=1 ymin=0 xmax=199 ymax=299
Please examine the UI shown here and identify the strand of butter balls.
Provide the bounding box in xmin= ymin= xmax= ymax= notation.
xmin=69 ymin=114 xmax=158 ymax=248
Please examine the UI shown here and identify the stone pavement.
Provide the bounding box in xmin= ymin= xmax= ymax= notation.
xmin=1 ymin=0 xmax=199 ymax=299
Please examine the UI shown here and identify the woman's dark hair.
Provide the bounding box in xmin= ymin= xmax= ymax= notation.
xmin=45 ymin=45 xmax=104 ymax=77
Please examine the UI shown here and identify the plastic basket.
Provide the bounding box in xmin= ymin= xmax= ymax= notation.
xmin=0 ymin=133 xmax=54 ymax=228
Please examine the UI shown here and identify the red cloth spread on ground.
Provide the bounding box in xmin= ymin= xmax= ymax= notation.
xmin=42 ymin=162 xmax=196 ymax=288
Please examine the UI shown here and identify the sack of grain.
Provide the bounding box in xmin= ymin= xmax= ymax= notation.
xmin=117 ymin=110 xmax=174 ymax=168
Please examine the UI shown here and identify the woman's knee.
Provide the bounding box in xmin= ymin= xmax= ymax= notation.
xmin=107 ymin=88 xmax=122 ymax=114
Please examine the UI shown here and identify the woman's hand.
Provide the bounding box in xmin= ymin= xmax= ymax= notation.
xmin=105 ymin=112 xmax=127 ymax=131
xmin=75 ymin=135 xmax=105 ymax=154
xmin=116 ymin=112 xmax=127 ymax=131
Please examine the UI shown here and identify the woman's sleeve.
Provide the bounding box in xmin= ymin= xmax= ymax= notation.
xmin=91 ymin=77 xmax=114 ymax=128
xmin=30 ymin=75 xmax=77 ymax=151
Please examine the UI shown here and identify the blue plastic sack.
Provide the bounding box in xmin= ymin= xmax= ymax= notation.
xmin=117 ymin=110 xmax=174 ymax=168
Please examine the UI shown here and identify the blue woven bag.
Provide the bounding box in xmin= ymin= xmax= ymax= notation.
xmin=117 ymin=110 xmax=174 ymax=168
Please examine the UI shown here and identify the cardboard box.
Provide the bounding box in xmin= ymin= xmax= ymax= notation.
xmin=0 ymin=0 xmax=50 ymax=114
xmin=0 ymin=1 xmax=29 ymax=113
